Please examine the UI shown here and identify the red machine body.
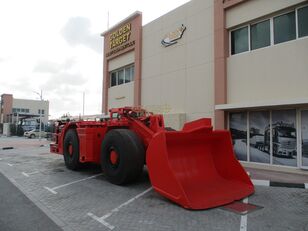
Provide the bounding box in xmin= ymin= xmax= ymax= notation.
xmin=50 ymin=107 xmax=254 ymax=210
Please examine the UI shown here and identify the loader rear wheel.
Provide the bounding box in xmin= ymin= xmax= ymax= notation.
xmin=63 ymin=129 xmax=81 ymax=170
xmin=101 ymin=129 xmax=145 ymax=185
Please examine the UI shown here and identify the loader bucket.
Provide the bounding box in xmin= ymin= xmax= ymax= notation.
xmin=146 ymin=119 xmax=254 ymax=210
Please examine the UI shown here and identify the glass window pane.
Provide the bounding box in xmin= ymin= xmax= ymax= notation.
xmin=272 ymin=109 xmax=297 ymax=167
xmin=110 ymin=72 xmax=117 ymax=87
xmin=274 ymin=11 xmax=296 ymax=44
xmin=251 ymin=20 xmax=270 ymax=50
xmin=131 ymin=66 xmax=134 ymax=81
xmin=230 ymin=112 xmax=247 ymax=161
xmin=118 ymin=70 xmax=124 ymax=85
xmin=249 ymin=111 xmax=270 ymax=163
xmin=125 ymin=67 xmax=131 ymax=83
xmin=231 ymin=26 xmax=248 ymax=55
xmin=301 ymin=110 xmax=308 ymax=167
xmin=298 ymin=6 xmax=308 ymax=38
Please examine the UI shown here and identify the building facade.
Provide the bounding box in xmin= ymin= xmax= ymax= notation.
xmin=0 ymin=94 xmax=49 ymax=125
xmin=101 ymin=0 xmax=308 ymax=172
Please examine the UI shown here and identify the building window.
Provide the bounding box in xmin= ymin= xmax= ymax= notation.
xmin=229 ymin=112 xmax=247 ymax=161
xmin=230 ymin=6 xmax=307 ymax=55
xmin=271 ymin=110 xmax=297 ymax=167
xmin=25 ymin=109 xmax=29 ymax=113
xmin=274 ymin=11 xmax=296 ymax=44
xmin=249 ymin=111 xmax=270 ymax=164
xmin=125 ymin=66 xmax=134 ymax=83
xmin=41 ymin=109 xmax=45 ymax=114
xmin=109 ymin=64 xmax=135 ymax=87
xmin=21 ymin=108 xmax=25 ymax=112
xmin=12 ymin=108 xmax=17 ymax=113
xmin=298 ymin=6 xmax=308 ymax=38
xmin=118 ymin=69 xmax=124 ymax=85
xmin=230 ymin=109 xmax=299 ymax=167
xmin=250 ymin=20 xmax=270 ymax=50
xmin=110 ymin=72 xmax=117 ymax=87
xmin=301 ymin=110 xmax=308 ymax=168
xmin=231 ymin=26 xmax=249 ymax=55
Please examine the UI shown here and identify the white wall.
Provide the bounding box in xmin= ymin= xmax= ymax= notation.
xmin=107 ymin=51 xmax=135 ymax=109
xmin=108 ymin=82 xmax=134 ymax=109
xmin=227 ymin=37 xmax=308 ymax=104
xmin=108 ymin=51 xmax=135 ymax=71
xmin=141 ymin=0 xmax=215 ymax=125
xmin=12 ymin=99 xmax=49 ymax=124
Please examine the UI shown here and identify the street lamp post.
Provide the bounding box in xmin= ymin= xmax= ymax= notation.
xmin=34 ymin=90 xmax=43 ymax=141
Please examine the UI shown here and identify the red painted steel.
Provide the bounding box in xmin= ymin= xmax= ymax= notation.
xmin=50 ymin=107 xmax=254 ymax=209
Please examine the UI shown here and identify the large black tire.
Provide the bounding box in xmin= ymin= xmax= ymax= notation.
xmin=101 ymin=129 xmax=145 ymax=185
xmin=63 ymin=129 xmax=81 ymax=170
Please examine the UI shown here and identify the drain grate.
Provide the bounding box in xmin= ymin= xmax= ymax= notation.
xmin=220 ymin=201 xmax=263 ymax=215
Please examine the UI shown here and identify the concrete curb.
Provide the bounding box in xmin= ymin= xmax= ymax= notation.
xmin=1 ymin=147 xmax=14 ymax=150
xmin=252 ymin=179 xmax=308 ymax=189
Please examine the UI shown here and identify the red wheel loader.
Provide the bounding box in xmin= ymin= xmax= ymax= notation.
xmin=50 ymin=107 xmax=254 ymax=209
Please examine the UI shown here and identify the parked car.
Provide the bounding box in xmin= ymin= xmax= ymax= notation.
xmin=24 ymin=129 xmax=47 ymax=139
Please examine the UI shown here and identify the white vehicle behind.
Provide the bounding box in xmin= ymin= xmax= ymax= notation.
xmin=24 ymin=129 xmax=47 ymax=139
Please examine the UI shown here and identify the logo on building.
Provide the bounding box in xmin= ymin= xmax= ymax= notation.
xmin=161 ymin=24 xmax=186 ymax=47
xmin=106 ymin=23 xmax=135 ymax=57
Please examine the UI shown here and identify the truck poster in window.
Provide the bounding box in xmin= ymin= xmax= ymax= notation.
xmin=272 ymin=110 xmax=297 ymax=167
xmin=229 ymin=112 xmax=247 ymax=161
xmin=249 ymin=111 xmax=270 ymax=164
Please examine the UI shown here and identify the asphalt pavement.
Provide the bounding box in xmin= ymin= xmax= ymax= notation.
xmin=0 ymin=171 xmax=62 ymax=231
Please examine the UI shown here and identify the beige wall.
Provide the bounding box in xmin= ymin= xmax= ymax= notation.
xmin=12 ymin=99 xmax=49 ymax=124
xmin=107 ymin=51 xmax=135 ymax=110
xmin=108 ymin=51 xmax=135 ymax=71
xmin=226 ymin=0 xmax=306 ymax=29
xmin=227 ymin=38 xmax=308 ymax=104
xmin=108 ymin=82 xmax=134 ymax=110
xmin=141 ymin=0 xmax=215 ymax=127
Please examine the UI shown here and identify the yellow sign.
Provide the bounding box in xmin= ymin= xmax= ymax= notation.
xmin=110 ymin=23 xmax=131 ymax=49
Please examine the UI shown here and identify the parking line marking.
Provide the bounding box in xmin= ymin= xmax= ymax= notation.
xmin=7 ymin=163 xmax=14 ymax=167
xmin=88 ymin=212 xmax=115 ymax=230
xmin=240 ymin=197 xmax=248 ymax=231
xmin=44 ymin=186 xmax=58 ymax=194
xmin=252 ymin=179 xmax=270 ymax=186
xmin=22 ymin=172 xmax=29 ymax=177
xmin=22 ymin=171 xmax=39 ymax=177
xmin=88 ymin=187 xmax=152 ymax=230
xmin=44 ymin=173 xmax=103 ymax=194
xmin=305 ymin=183 xmax=308 ymax=189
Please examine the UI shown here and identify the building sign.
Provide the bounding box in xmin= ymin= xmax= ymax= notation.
xmin=106 ymin=23 xmax=134 ymax=57
xmin=161 ymin=24 xmax=186 ymax=47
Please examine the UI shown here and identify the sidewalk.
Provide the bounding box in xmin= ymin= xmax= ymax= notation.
xmin=245 ymin=167 xmax=308 ymax=184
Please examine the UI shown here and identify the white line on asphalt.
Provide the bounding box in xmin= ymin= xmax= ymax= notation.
xmin=88 ymin=187 xmax=152 ymax=230
xmin=7 ymin=163 xmax=14 ymax=166
xmin=240 ymin=197 xmax=248 ymax=231
xmin=22 ymin=172 xmax=29 ymax=177
xmin=88 ymin=212 xmax=115 ymax=230
xmin=44 ymin=186 xmax=58 ymax=194
xmin=252 ymin=179 xmax=270 ymax=186
xmin=44 ymin=173 xmax=103 ymax=194
xmin=22 ymin=171 xmax=39 ymax=177
xmin=305 ymin=183 xmax=308 ymax=189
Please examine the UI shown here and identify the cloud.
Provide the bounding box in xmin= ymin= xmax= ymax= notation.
xmin=33 ymin=57 xmax=76 ymax=73
xmin=61 ymin=17 xmax=102 ymax=53
xmin=41 ymin=72 xmax=86 ymax=91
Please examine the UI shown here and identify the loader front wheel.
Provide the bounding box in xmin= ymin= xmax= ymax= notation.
xmin=101 ymin=129 xmax=145 ymax=185
xmin=63 ymin=129 xmax=81 ymax=170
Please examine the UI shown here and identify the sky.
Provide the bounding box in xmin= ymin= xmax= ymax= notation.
xmin=0 ymin=0 xmax=190 ymax=119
